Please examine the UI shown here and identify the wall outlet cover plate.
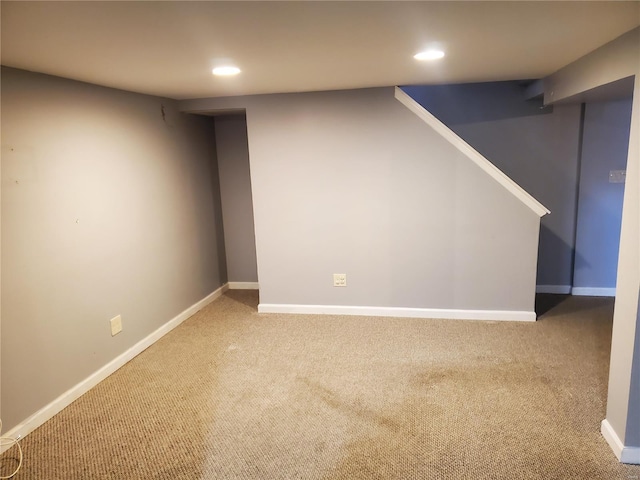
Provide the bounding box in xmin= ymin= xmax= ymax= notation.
xmin=110 ymin=315 xmax=123 ymax=336
xmin=333 ymin=274 xmax=347 ymax=287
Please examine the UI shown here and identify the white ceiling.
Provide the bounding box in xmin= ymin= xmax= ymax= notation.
xmin=1 ymin=1 xmax=639 ymax=100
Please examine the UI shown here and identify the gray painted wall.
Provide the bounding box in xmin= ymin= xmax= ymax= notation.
xmin=545 ymin=27 xmax=640 ymax=452
xmin=181 ymin=87 xmax=541 ymax=314
xmin=401 ymin=82 xmax=582 ymax=290
xmin=573 ymin=99 xmax=633 ymax=291
xmin=1 ymin=67 xmax=227 ymax=431
xmin=214 ymin=115 xmax=258 ymax=283
xmin=618 ymin=72 xmax=640 ymax=450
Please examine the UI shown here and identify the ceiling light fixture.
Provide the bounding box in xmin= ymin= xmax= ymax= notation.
xmin=212 ymin=66 xmax=241 ymax=76
xmin=414 ymin=49 xmax=445 ymax=61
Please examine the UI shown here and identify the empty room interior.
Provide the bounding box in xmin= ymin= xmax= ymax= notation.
xmin=1 ymin=2 xmax=640 ymax=479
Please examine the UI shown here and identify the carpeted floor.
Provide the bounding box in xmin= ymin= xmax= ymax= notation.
xmin=2 ymin=291 xmax=639 ymax=479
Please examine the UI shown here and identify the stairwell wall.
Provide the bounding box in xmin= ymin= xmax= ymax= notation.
xmin=400 ymin=82 xmax=582 ymax=293
xmin=181 ymin=87 xmax=543 ymax=317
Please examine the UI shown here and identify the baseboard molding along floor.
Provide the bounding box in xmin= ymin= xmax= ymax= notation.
xmin=227 ymin=282 xmax=259 ymax=290
xmin=535 ymin=285 xmax=616 ymax=297
xmin=536 ymin=285 xmax=572 ymax=294
xmin=571 ymin=287 xmax=616 ymax=297
xmin=258 ymin=303 xmax=536 ymax=322
xmin=2 ymin=283 xmax=229 ymax=452
xmin=601 ymin=419 xmax=640 ymax=464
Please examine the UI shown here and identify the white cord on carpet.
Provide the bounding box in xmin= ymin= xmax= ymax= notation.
xmin=0 ymin=420 xmax=22 ymax=479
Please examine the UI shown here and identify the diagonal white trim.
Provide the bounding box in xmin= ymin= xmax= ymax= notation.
xmin=1 ymin=284 xmax=229 ymax=452
xmin=258 ymin=303 xmax=536 ymax=322
xmin=394 ymin=86 xmax=550 ymax=218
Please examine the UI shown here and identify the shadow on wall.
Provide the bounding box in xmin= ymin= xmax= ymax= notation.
xmin=537 ymin=223 xmax=584 ymax=285
xmin=401 ymin=81 xmax=583 ymax=290
xmin=534 ymin=293 xmax=569 ymax=316
xmin=208 ymin=134 xmax=229 ymax=285
xmin=401 ymin=82 xmax=553 ymax=125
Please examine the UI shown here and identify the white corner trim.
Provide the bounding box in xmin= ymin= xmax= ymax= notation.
xmin=571 ymin=287 xmax=616 ymax=297
xmin=601 ymin=419 xmax=640 ymax=464
xmin=393 ymin=86 xmax=550 ymax=218
xmin=1 ymin=283 xmax=229 ymax=451
xmin=227 ymin=281 xmax=259 ymax=290
xmin=602 ymin=419 xmax=625 ymax=460
xmin=536 ymin=285 xmax=572 ymax=294
xmin=258 ymin=303 xmax=536 ymax=322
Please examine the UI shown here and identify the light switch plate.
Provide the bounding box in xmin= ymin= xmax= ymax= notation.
xmin=609 ymin=170 xmax=626 ymax=184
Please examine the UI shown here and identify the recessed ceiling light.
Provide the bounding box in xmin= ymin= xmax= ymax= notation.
xmin=414 ymin=50 xmax=445 ymax=61
xmin=212 ymin=66 xmax=241 ymax=76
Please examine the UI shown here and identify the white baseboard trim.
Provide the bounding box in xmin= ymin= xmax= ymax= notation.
xmin=1 ymin=283 xmax=229 ymax=452
xmin=572 ymin=287 xmax=616 ymax=297
xmin=258 ymin=303 xmax=536 ymax=322
xmin=601 ymin=419 xmax=640 ymax=464
xmin=602 ymin=419 xmax=625 ymax=460
xmin=227 ymin=281 xmax=259 ymax=290
xmin=621 ymin=446 xmax=640 ymax=464
xmin=536 ymin=285 xmax=571 ymax=294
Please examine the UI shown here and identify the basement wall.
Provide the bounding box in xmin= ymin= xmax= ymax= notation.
xmin=400 ymin=82 xmax=582 ymax=293
xmin=214 ymin=115 xmax=258 ymax=284
xmin=573 ymin=98 xmax=633 ymax=294
xmin=544 ymin=26 xmax=640 ymax=459
xmin=1 ymin=67 xmax=227 ymax=431
xmin=181 ymin=87 xmax=543 ymax=317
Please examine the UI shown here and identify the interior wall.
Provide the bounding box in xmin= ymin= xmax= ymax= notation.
xmin=544 ymin=26 xmax=640 ymax=455
xmin=401 ymin=82 xmax=582 ymax=292
xmin=616 ymin=72 xmax=640 ymax=452
xmin=214 ymin=115 xmax=258 ymax=284
xmin=573 ymin=98 xmax=633 ymax=293
xmin=1 ymin=67 xmax=227 ymax=431
xmin=181 ymin=87 xmax=542 ymax=315
xmin=614 ymin=72 xmax=640 ymax=451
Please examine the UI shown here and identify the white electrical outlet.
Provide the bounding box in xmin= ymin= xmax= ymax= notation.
xmin=333 ymin=273 xmax=347 ymax=287
xmin=110 ymin=315 xmax=123 ymax=336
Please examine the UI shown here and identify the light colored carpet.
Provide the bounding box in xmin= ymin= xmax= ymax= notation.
xmin=2 ymin=291 xmax=639 ymax=479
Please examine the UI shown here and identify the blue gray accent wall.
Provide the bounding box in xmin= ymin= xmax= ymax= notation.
xmin=401 ymin=83 xmax=633 ymax=294
xmin=401 ymin=82 xmax=582 ymax=290
xmin=573 ymin=99 xmax=633 ymax=291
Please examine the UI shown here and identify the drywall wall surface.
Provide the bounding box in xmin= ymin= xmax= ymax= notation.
xmin=627 ymin=295 xmax=640 ymax=448
xmin=214 ymin=115 xmax=258 ymax=283
xmin=544 ymin=27 xmax=639 ymax=105
xmin=608 ymin=71 xmax=640 ymax=447
xmin=183 ymin=87 xmax=541 ymax=313
xmin=573 ymin=99 xmax=633 ymax=291
xmin=548 ymin=30 xmax=640 ymax=450
xmin=401 ymin=82 xmax=582 ymax=288
xmin=1 ymin=68 xmax=226 ymax=430
xmin=247 ymin=88 xmax=539 ymax=310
